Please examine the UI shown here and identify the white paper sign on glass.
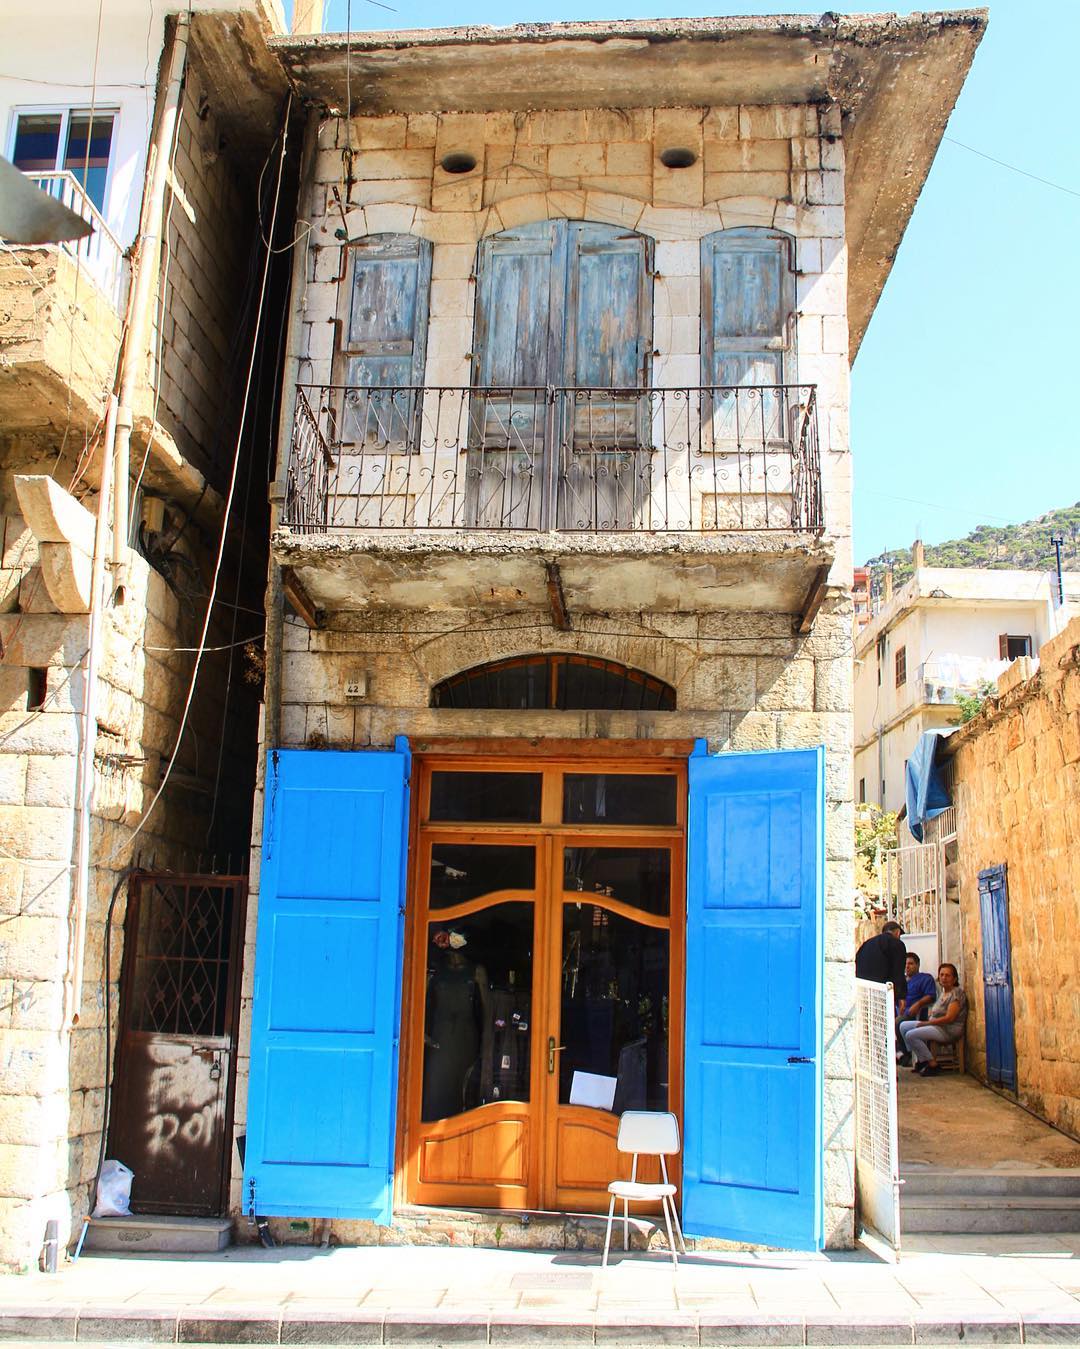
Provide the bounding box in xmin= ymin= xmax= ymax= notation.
xmin=569 ymin=1070 xmax=618 ymax=1110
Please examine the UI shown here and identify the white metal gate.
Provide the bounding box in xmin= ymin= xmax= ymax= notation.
xmin=854 ymin=977 xmax=901 ymax=1254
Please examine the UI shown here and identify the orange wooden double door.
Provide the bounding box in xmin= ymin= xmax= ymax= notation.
xmin=400 ymin=752 xmax=685 ymax=1213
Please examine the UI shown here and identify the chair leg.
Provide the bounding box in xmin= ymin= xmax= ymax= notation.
xmin=660 ymin=1194 xmax=679 ymax=1269
xmin=623 ymin=1198 xmax=629 ymax=1252
xmin=602 ymin=1195 xmax=615 ymax=1268
xmin=670 ymin=1199 xmax=687 ymax=1255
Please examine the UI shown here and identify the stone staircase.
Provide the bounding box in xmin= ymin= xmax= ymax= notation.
xmin=901 ymin=1167 xmax=1080 ymax=1234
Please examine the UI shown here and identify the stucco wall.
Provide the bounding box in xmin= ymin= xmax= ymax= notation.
xmin=948 ymin=615 xmax=1080 ymax=1140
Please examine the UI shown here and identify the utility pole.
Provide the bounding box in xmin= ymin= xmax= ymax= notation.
xmin=1050 ymin=533 xmax=1065 ymax=608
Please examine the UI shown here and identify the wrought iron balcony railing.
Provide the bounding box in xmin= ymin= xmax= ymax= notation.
xmin=17 ymin=170 xmax=127 ymax=312
xmin=284 ymin=383 xmax=822 ymax=535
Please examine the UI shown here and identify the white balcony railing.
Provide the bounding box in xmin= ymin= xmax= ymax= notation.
xmin=918 ymin=655 xmax=1012 ymax=707
xmin=18 ymin=170 xmax=127 ymax=313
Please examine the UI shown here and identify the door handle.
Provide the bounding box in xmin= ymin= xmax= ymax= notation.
xmin=548 ymin=1037 xmax=566 ymax=1074
xmin=786 ymin=1056 xmax=814 ymax=1065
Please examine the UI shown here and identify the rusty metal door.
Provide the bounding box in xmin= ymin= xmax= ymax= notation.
xmin=110 ymin=873 xmax=246 ymax=1216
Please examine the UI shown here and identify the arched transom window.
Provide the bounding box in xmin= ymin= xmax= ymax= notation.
xmin=432 ymin=654 xmax=676 ymax=710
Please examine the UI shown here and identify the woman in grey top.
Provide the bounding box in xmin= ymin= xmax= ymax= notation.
xmin=898 ymin=963 xmax=967 ymax=1076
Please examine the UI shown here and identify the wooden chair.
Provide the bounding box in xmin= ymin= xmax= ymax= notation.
xmin=933 ymin=1036 xmax=965 ymax=1072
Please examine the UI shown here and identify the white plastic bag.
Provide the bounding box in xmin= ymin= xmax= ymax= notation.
xmin=93 ymin=1160 xmax=134 ymax=1217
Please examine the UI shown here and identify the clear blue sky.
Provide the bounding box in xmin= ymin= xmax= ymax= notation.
xmin=316 ymin=0 xmax=1078 ymax=565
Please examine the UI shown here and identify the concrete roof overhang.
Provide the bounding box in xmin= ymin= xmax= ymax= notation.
xmin=269 ymin=11 xmax=987 ymax=359
xmin=272 ymin=529 xmax=835 ymax=630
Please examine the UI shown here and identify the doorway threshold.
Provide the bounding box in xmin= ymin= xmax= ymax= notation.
xmin=83 ymin=1214 xmax=232 ymax=1255
xmin=391 ymin=1203 xmax=658 ymax=1252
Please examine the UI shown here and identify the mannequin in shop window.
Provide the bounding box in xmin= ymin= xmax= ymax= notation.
xmin=422 ymin=929 xmax=490 ymax=1121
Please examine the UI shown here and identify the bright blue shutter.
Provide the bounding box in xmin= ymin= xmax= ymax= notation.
xmin=684 ymin=746 xmax=823 ymax=1251
xmin=243 ymin=746 xmax=409 ymax=1221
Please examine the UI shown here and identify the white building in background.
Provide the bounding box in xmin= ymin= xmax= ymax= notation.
xmin=853 ymin=552 xmax=1079 ymax=813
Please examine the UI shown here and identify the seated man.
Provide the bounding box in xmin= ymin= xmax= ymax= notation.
xmin=895 ymin=953 xmax=936 ymax=1049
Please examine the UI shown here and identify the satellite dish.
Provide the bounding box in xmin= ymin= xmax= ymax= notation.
xmin=0 ymin=155 xmax=94 ymax=245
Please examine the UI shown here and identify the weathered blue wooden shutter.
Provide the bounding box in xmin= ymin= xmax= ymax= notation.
xmin=339 ymin=234 xmax=431 ymax=446
xmin=470 ymin=221 xmax=563 ymax=524
xmin=566 ymin=222 xmax=649 ymax=389
xmin=701 ymin=228 xmax=793 ymax=388
xmin=978 ymin=864 xmax=1016 ymax=1090
xmin=684 ymin=745 xmax=823 ymax=1251
xmin=242 ymin=746 xmax=409 ymax=1221
xmin=474 ymin=220 xmax=561 ymax=389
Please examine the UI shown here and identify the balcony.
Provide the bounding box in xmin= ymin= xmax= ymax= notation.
xmin=918 ymin=656 xmax=1012 ymax=708
xmin=274 ymin=383 xmax=832 ymax=622
xmin=0 ymin=172 xmax=127 ymax=440
xmin=24 ymin=171 xmax=128 ymax=313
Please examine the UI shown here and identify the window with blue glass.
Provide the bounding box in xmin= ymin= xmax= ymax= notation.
xmin=11 ymin=109 xmax=116 ymax=214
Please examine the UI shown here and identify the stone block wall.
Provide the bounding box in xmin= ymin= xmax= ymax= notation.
xmin=0 ymin=519 xmax=257 ymax=1268
xmin=947 ymin=616 xmax=1080 ymax=1140
xmin=143 ymin=47 xmax=256 ymax=490
xmin=289 ymin=100 xmax=852 ymax=576
xmin=233 ymin=596 xmax=857 ymax=1248
xmin=0 ymin=24 xmax=270 ymax=1269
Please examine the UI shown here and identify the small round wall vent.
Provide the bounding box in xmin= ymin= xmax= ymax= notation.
xmin=440 ymin=152 xmax=478 ymax=174
xmin=659 ymin=146 xmax=697 ymax=169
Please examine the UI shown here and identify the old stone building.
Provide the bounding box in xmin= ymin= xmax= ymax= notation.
xmin=943 ymin=615 xmax=1080 ymax=1140
xmin=231 ymin=12 xmax=985 ymax=1254
xmin=0 ymin=0 xmax=292 ymax=1270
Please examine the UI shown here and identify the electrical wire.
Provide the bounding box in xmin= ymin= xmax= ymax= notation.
xmin=145 ymin=634 xmax=264 ymax=653
xmin=103 ymin=94 xmax=293 ymax=866
xmin=0 ymin=650 xmax=91 ymax=749
xmin=944 ymin=135 xmax=1080 ymax=200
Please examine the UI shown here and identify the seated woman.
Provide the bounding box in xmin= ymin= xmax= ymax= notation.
xmin=897 ymin=963 xmax=967 ymax=1076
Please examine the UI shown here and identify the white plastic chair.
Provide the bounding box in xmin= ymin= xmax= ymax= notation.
xmin=602 ymin=1110 xmax=687 ymax=1268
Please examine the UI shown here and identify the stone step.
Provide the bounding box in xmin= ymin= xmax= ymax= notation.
xmin=383 ymin=1205 xmax=662 ymax=1251
xmin=901 ymin=1167 xmax=1080 ymax=1198
xmin=83 ymin=1213 xmax=232 ymax=1253
xmin=901 ymin=1192 xmax=1080 ymax=1234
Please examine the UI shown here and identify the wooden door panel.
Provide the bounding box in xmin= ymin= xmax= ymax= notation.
xmin=418 ymin=1111 xmax=529 ymax=1186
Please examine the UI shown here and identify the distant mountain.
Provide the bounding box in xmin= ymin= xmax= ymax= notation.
xmin=865 ymin=502 xmax=1080 ymax=586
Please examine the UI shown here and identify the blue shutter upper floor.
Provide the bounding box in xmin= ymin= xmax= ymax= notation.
xmin=242 ymin=747 xmax=409 ymax=1221
xmin=683 ymin=746 xmax=824 ymax=1251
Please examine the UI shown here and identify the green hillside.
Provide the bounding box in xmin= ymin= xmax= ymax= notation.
xmin=865 ymin=502 xmax=1080 ymax=586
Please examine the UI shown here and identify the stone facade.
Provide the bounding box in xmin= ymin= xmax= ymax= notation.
xmin=290 ymin=101 xmax=851 ymax=581
xmin=0 ymin=23 xmax=269 ymax=1270
xmin=946 ymin=615 xmax=1080 ymax=1140
xmin=237 ymin=95 xmax=857 ymax=1249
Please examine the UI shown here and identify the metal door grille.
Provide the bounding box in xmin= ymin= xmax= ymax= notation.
xmin=854 ymin=977 xmax=901 ymax=1253
xmin=128 ymin=875 xmax=244 ymax=1037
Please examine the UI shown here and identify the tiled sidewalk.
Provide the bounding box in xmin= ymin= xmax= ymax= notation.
xmin=1 ymin=1236 xmax=1079 ymax=1344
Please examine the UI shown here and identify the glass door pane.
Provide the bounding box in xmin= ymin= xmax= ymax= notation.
xmin=557 ymin=902 xmax=670 ymax=1113
xmin=422 ymin=901 xmax=534 ymax=1122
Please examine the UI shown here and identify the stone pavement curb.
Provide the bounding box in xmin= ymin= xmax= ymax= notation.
xmin=3 ymin=1306 xmax=1080 ymax=1345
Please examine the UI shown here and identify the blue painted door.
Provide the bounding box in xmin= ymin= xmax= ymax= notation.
xmin=978 ymin=864 xmax=1016 ymax=1090
xmin=684 ymin=746 xmax=823 ymax=1250
xmin=242 ymin=747 xmax=409 ymax=1220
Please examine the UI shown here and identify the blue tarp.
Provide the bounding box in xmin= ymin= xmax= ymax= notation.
xmin=904 ymin=729 xmax=953 ymax=842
